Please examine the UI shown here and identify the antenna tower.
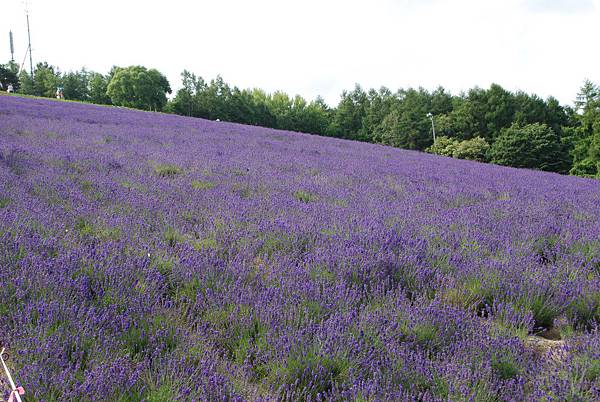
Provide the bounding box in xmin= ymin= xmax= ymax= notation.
xmin=9 ymin=31 xmax=15 ymax=62
xmin=24 ymin=0 xmax=33 ymax=77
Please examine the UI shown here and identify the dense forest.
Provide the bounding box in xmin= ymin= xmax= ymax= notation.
xmin=1 ymin=60 xmax=599 ymax=178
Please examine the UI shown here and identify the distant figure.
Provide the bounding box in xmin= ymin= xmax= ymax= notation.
xmin=56 ymin=87 xmax=64 ymax=100
xmin=7 ymin=84 xmax=14 ymax=93
xmin=216 ymin=118 xmax=221 ymax=122
xmin=0 ymin=82 xmax=3 ymax=90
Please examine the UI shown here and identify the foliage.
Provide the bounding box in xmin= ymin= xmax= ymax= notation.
xmin=62 ymin=69 xmax=90 ymax=101
xmin=452 ymin=137 xmax=490 ymax=161
xmin=328 ymin=85 xmax=370 ymax=140
xmin=569 ymin=80 xmax=600 ymax=178
xmin=427 ymin=136 xmax=459 ymax=157
xmin=0 ymin=62 xmax=19 ymax=91
xmin=18 ymin=62 xmax=62 ymax=98
xmin=428 ymin=136 xmax=489 ymax=161
xmin=107 ymin=66 xmax=172 ymax=111
xmin=88 ymin=72 xmax=112 ymax=105
xmin=489 ymin=123 xmax=571 ymax=173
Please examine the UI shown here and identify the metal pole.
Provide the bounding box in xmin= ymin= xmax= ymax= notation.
xmin=427 ymin=113 xmax=436 ymax=143
xmin=9 ymin=31 xmax=15 ymax=62
xmin=26 ymin=11 xmax=33 ymax=78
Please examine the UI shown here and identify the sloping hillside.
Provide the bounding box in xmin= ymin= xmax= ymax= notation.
xmin=1 ymin=95 xmax=599 ymax=401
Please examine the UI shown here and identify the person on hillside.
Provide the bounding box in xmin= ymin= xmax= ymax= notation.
xmin=7 ymin=84 xmax=14 ymax=93
xmin=56 ymin=87 xmax=64 ymax=100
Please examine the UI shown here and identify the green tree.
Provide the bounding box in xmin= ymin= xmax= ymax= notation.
xmin=574 ymin=79 xmax=600 ymax=134
xmin=569 ymin=121 xmax=600 ymax=178
xmin=268 ymin=91 xmax=294 ymax=129
xmin=569 ymin=80 xmax=600 ymax=177
xmin=373 ymin=88 xmax=433 ymax=150
xmin=0 ymin=62 xmax=19 ymax=91
xmin=489 ymin=123 xmax=570 ymax=173
xmin=203 ymin=75 xmax=232 ymax=120
xmin=298 ymin=96 xmax=330 ymax=135
xmin=62 ymin=69 xmax=90 ymax=101
xmin=329 ymin=85 xmax=370 ymax=140
xmin=452 ymin=137 xmax=490 ymax=161
xmin=24 ymin=62 xmax=61 ymax=98
xmin=168 ymin=70 xmax=210 ymax=118
xmin=484 ymin=84 xmax=516 ymax=138
xmin=18 ymin=70 xmax=34 ymax=94
xmin=426 ymin=136 xmax=459 ymax=157
xmin=373 ymin=110 xmax=402 ymax=147
xmin=107 ymin=66 xmax=171 ymax=111
xmin=89 ymin=72 xmax=112 ymax=105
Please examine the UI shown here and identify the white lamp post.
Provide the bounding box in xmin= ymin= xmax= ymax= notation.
xmin=427 ymin=112 xmax=436 ymax=143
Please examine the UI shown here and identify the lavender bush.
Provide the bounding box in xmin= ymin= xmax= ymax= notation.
xmin=0 ymin=95 xmax=599 ymax=401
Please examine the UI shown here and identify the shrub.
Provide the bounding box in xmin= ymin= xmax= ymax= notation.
xmin=427 ymin=136 xmax=490 ymax=162
xmin=426 ymin=136 xmax=459 ymax=157
xmin=452 ymin=137 xmax=490 ymax=161
xmin=488 ymin=123 xmax=571 ymax=173
xmin=570 ymin=158 xmax=598 ymax=178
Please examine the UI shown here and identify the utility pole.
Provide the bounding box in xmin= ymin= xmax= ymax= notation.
xmin=427 ymin=112 xmax=436 ymax=143
xmin=9 ymin=31 xmax=15 ymax=62
xmin=25 ymin=1 xmax=33 ymax=78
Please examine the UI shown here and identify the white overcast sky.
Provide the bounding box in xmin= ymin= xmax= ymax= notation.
xmin=2 ymin=0 xmax=599 ymax=106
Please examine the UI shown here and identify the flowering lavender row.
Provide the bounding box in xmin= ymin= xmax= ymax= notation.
xmin=0 ymin=95 xmax=599 ymax=401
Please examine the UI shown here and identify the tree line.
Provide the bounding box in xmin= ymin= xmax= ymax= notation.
xmin=1 ymin=60 xmax=599 ymax=178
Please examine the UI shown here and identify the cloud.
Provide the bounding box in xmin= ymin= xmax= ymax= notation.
xmin=521 ymin=0 xmax=595 ymax=14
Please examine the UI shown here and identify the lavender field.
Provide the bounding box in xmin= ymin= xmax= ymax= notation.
xmin=0 ymin=95 xmax=599 ymax=401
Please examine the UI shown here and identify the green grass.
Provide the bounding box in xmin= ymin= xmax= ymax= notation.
xmin=163 ymin=227 xmax=184 ymax=247
xmin=584 ymin=358 xmax=600 ymax=382
xmin=154 ymin=164 xmax=182 ymax=178
xmin=392 ymin=365 xmax=449 ymax=399
xmin=152 ymin=255 xmax=176 ymax=277
xmin=293 ymin=190 xmax=318 ymax=203
xmin=193 ymin=236 xmax=218 ymax=251
xmin=308 ymin=264 xmax=336 ymax=283
xmin=191 ymin=180 xmax=215 ymax=190
xmin=491 ymin=354 xmax=522 ymax=380
xmin=74 ymin=218 xmax=121 ymax=241
xmin=271 ymin=349 xmax=353 ymax=399
xmin=519 ymin=291 xmax=562 ymax=330
xmin=568 ymin=292 xmax=600 ymax=330
xmin=413 ymin=322 xmax=440 ymax=352
xmin=0 ymin=197 xmax=10 ymax=208
xmin=120 ymin=180 xmax=147 ymax=192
